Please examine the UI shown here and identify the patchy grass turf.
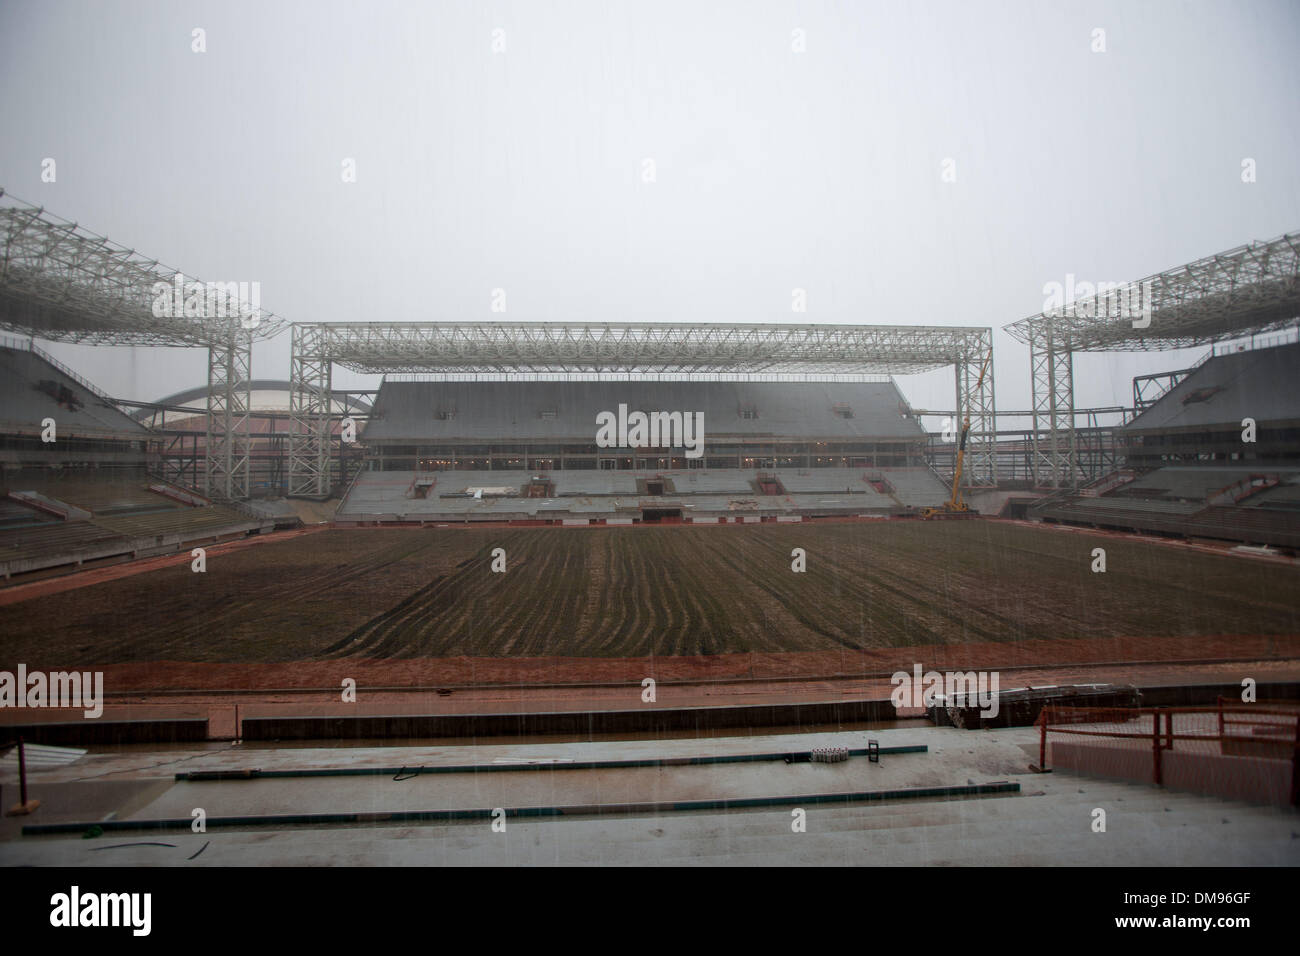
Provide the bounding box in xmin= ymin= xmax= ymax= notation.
xmin=2 ymin=522 xmax=1297 ymax=666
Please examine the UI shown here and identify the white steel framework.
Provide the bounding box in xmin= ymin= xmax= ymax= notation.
xmin=0 ymin=190 xmax=285 ymax=499
xmin=204 ymin=329 xmax=254 ymax=499
xmin=1005 ymin=232 xmax=1300 ymax=488
xmin=289 ymin=321 xmax=990 ymax=375
xmin=287 ymin=322 xmax=996 ymax=496
xmin=289 ymin=324 xmax=335 ymax=497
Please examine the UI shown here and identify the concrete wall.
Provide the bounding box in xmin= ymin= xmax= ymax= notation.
xmin=1050 ymin=739 xmax=1294 ymax=807
xmin=242 ymin=698 xmax=904 ymax=741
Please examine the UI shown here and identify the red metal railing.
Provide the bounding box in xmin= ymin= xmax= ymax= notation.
xmin=1037 ymin=701 xmax=1300 ymax=804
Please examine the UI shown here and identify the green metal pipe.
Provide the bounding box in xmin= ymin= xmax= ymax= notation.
xmin=173 ymin=745 xmax=929 ymax=781
xmin=24 ymin=781 xmax=1019 ymax=836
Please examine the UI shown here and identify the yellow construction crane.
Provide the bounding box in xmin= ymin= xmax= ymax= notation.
xmin=921 ymin=353 xmax=992 ymax=519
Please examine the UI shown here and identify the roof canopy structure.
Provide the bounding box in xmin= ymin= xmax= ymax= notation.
xmin=297 ymin=321 xmax=988 ymax=375
xmin=1003 ymin=232 xmax=1300 ymax=488
xmin=0 ymin=191 xmax=285 ymax=347
xmin=1005 ymin=233 xmax=1300 ymax=353
xmin=0 ymin=189 xmax=288 ymax=500
xmin=287 ymin=322 xmax=996 ymax=496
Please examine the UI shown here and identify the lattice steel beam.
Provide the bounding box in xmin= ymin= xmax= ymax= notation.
xmin=155 ymin=432 xmax=200 ymax=491
xmin=299 ymin=322 xmax=993 ymax=375
xmin=0 ymin=190 xmax=284 ymax=346
xmin=1005 ymin=232 xmax=1300 ymax=352
xmin=1133 ymin=368 xmax=1193 ymax=413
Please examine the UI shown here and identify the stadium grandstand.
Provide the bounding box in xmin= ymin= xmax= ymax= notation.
xmin=341 ymin=378 xmax=949 ymax=523
xmin=0 ymin=340 xmax=280 ymax=580
xmin=1124 ymin=338 xmax=1300 ymax=468
xmin=1029 ymin=335 xmax=1300 ymax=548
xmin=0 ymin=335 xmax=150 ymax=471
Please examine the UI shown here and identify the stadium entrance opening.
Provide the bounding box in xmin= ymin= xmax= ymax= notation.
xmin=640 ymin=507 xmax=681 ymax=523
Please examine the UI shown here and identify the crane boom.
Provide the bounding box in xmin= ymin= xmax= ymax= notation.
xmin=923 ymin=352 xmax=991 ymax=519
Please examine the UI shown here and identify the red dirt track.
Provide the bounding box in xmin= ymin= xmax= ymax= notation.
xmin=5 ymin=656 xmax=1298 ymax=743
xmin=3 ymin=521 xmax=1297 ymax=738
xmin=65 ymin=633 xmax=1300 ymax=693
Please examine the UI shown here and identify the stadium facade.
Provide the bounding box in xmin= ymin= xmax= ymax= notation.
xmin=0 ymin=338 xmax=150 ymax=474
xmin=361 ymin=379 xmax=928 ymax=472
xmin=1030 ymin=338 xmax=1300 ymax=548
xmin=1121 ymin=341 xmax=1300 ymax=468
xmin=320 ymin=378 xmax=962 ymax=524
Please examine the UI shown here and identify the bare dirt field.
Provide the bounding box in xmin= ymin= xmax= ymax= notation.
xmin=2 ymin=521 xmax=1298 ymax=696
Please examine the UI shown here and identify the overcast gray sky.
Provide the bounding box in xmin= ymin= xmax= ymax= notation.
xmin=1 ymin=0 xmax=1297 ymax=414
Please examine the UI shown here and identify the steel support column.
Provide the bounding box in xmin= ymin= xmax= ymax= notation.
xmin=1029 ymin=324 xmax=1076 ymax=489
xmin=205 ymin=328 xmax=253 ymax=500
xmin=956 ymin=331 xmax=997 ymax=488
xmin=289 ymin=323 xmax=333 ymax=497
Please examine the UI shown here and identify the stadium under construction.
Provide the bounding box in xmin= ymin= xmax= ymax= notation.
xmin=1 ymin=191 xmax=1299 ymax=866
